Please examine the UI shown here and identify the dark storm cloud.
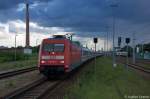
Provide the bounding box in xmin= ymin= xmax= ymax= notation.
xmin=0 ymin=0 xmax=52 ymax=10
xmin=0 ymin=1 xmax=22 ymax=10
xmin=115 ymin=0 xmax=150 ymax=24
xmin=28 ymin=0 xmax=150 ymax=33
xmin=0 ymin=0 xmax=53 ymax=22
xmin=29 ymin=0 xmax=109 ymax=33
xmin=0 ymin=0 xmax=150 ymax=37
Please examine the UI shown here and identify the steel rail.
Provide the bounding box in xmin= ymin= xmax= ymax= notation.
xmin=127 ymin=63 xmax=150 ymax=74
xmin=118 ymin=61 xmax=150 ymax=74
xmin=0 ymin=67 xmax=37 ymax=79
xmin=2 ymin=77 xmax=62 ymax=99
xmin=1 ymin=77 xmax=46 ymax=99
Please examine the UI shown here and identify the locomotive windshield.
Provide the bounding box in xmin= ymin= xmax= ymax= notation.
xmin=43 ymin=44 xmax=64 ymax=52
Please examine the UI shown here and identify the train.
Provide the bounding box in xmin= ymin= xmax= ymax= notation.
xmin=38 ymin=35 xmax=97 ymax=77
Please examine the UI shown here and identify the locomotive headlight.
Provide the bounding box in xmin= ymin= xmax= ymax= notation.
xmin=41 ymin=60 xmax=46 ymax=64
xmin=60 ymin=61 xmax=64 ymax=63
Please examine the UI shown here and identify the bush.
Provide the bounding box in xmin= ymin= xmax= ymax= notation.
xmin=0 ymin=52 xmax=30 ymax=62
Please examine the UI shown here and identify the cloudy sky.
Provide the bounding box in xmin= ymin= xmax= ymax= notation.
xmin=0 ymin=0 xmax=150 ymax=50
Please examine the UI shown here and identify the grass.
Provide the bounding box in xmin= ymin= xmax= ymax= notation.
xmin=0 ymin=52 xmax=34 ymax=63
xmin=66 ymin=57 xmax=150 ymax=99
xmin=0 ymin=53 xmax=38 ymax=71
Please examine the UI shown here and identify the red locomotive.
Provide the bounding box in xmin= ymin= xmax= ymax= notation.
xmin=38 ymin=35 xmax=95 ymax=77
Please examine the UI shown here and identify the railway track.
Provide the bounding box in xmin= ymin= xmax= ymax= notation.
xmin=1 ymin=77 xmax=62 ymax=99
xmin=118 ymin=61 xmax=150 ymax=74
xmin=126 ymin=63 xmax=150 ymax=74
xmin=116 ymin=56 xmax=150 ymax=66
xmin=0 ymin=67 xmax=37 ymax=79
xmin=116 ymin=57 xmax=150 ymax=74
xmin=1 ymin=55 xmax=102 ymax=99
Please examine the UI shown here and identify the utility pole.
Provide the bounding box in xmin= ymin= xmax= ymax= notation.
xmin=126 ymin=43 xmax=129 ymax=68
xmin=110 ymin=4 xmax=118 ymax=67
xmin=132 ymin=33 xmax=136 ymax=64
xmin=14 ymin=34 xmax=18 ymax=61
xmin=93 ymin=38 xmax=98 ymax=73
xmin=141 ymin=41 xmax=145 ymax=58
xmin=126 ymin=38 xmax=130 ymax=69
xmin=104 ymin=36 xmax=106 ymax=56
xmin=95 ymin=43 xmax=96 ymax=52
xmin=25 ymin=0 xmax=30 ymax=47
xmin=106 ymin=26 xmax=109 ymax=56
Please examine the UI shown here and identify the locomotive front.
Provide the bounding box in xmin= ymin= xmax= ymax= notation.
xmin=38 ymin=37 xmax=70 ymax=76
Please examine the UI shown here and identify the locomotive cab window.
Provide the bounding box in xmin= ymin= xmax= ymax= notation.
xmin=43 ymin=44 xmax=64 ymax=52
xmin=43 ymin=44 xmax=54 ymax=52
xmin=54 ymin=44 xmax=64 ymax=52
